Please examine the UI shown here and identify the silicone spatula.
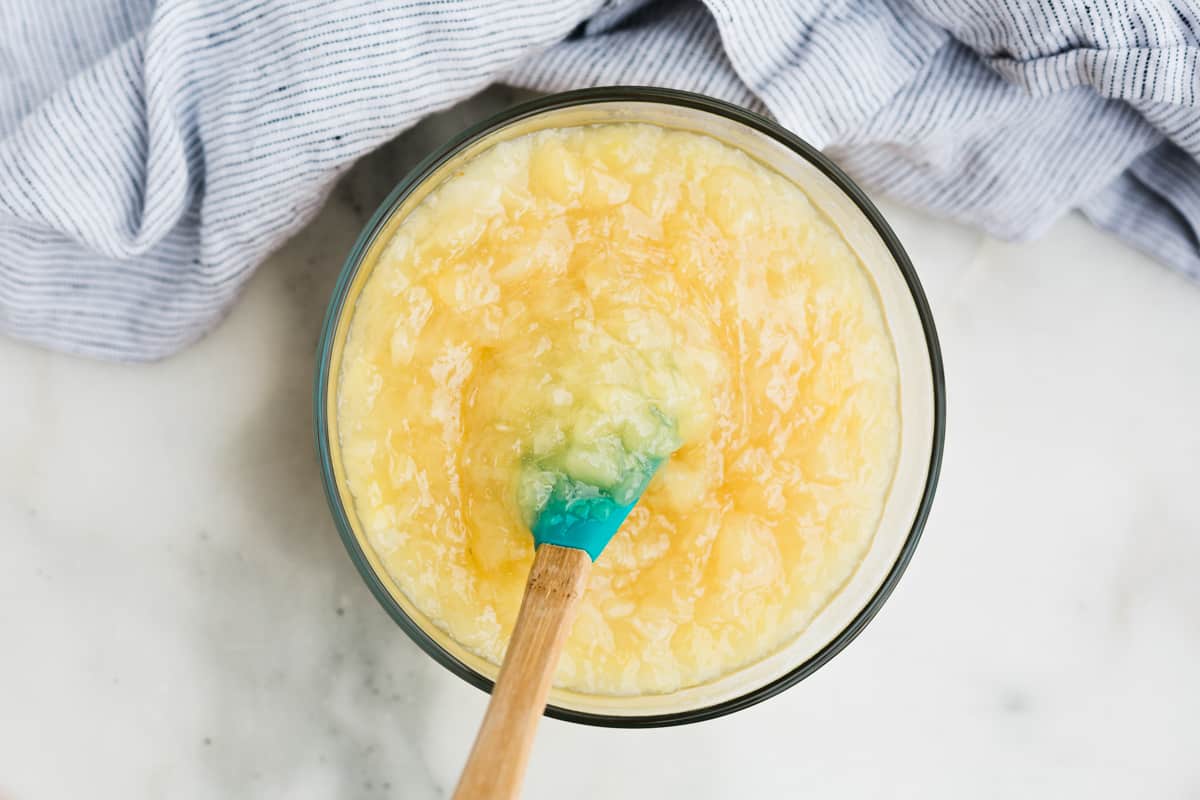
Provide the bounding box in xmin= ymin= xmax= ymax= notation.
xmin=452 ymin=459 xmax=661 ymax=800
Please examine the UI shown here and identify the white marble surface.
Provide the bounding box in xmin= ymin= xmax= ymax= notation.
xmin=3 ymin=86 xmax=1199 ymax=798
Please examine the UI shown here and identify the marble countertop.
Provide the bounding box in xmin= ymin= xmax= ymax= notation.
xmin=3 ymin=86 xmax=1198 ymax=798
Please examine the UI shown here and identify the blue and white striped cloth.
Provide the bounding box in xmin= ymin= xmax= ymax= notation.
xmin=2 ymin=0 xmax=1198 ymax=360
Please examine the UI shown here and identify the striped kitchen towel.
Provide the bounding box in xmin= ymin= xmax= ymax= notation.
xmin=1 ymin=0 xmax=1197 ymax=360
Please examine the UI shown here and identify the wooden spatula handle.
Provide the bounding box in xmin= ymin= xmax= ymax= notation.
xmin=452 ymin=543 xmax=592 ymax=800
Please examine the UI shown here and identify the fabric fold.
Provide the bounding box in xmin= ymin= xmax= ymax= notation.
xmin=1 ymin=0 xmax=1197 ymax=361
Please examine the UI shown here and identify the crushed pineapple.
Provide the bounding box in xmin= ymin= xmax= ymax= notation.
xmin=337 ymin=123 xmax=899 ymax=695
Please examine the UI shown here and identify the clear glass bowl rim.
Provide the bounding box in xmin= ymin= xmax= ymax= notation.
xmin=313 ymin=86 xmax=947 ymax=728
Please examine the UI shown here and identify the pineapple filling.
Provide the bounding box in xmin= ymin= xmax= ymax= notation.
xmin=337 ymin=123 xmax=900 ymax=695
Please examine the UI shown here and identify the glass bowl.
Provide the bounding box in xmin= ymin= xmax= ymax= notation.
xmin=315 ymin=87 xmax=945 ymax=728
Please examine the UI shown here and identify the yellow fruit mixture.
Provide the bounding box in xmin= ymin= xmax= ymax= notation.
xmin=337 ymin=123 xmax=899 ymax=695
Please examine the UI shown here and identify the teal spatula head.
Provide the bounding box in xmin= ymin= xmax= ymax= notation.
xmin=529 ymin=457 xmax=662 ymax=560
xmin=518 ymin=399 xmax=678 ymax=560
